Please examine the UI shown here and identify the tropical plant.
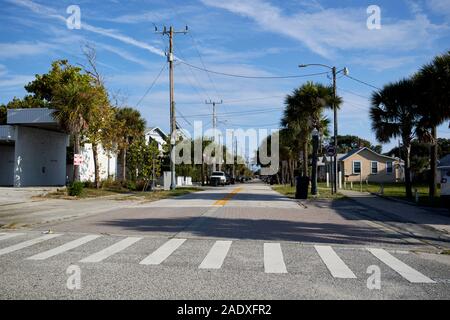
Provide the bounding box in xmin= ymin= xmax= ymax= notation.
xmin=115 ymin=107 xmax=146 ymax=181
xmin=281 ymin=81 xmax=340 ymax=177
xmin=415 ymin=51 xmax=450 ymax=197
xmin=370 ymin=78 xmax=421 ymax=199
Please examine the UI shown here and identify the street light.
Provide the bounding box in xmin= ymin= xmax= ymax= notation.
xmin=299 ymin=63 xmax=349 ymax=194
xmin=311 ymin=128 xmax=319 ymax=196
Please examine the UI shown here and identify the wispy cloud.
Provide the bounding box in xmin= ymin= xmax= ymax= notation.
xmin=200 ymin=0 xmax=447 ymax=58
xmin=427 ymin=0 xmax=450 ymax=17
xmin=0 ymin=41 xmax=55 ymax=59
xmin=6 ymin=0 xmax=166 ymax=58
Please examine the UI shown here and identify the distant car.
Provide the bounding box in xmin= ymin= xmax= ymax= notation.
xmin=210 ymin=171 xmax=227 ymax=186
xmin=226 ymin=174 xmax=235 ymax=185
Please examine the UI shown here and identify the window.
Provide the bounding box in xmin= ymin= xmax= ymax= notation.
xmin=371 ymin=161 xmax=378 ymax=174
xmin=353 ymin=161 xmax=361 ymax=174
xmin=386 ymin=162 xmax=393 ymax=174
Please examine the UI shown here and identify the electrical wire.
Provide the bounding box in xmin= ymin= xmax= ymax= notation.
xmin=178 ymin=61 xmax=330 ymax=79
xmin=344 ymin=75 xmax=381 ymax=91
xmin=136 ymin=64 xmax=166 ymax=107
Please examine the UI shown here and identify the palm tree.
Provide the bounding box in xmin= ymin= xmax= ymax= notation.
xmin=370 ymin=78 xmax=421 ymax=199
xmin=415 ymin=51 xmax=450 ymax=197
xmin=281 ymin=82 xmax=339 ymax=177
xmin=115 ymin=107 xmax=146 ymax=181
xmin=52 ymin=80 xmax=93 ymax=182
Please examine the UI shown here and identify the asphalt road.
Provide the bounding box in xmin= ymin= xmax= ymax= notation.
xmin=0 ymin=182 xmax=449 ymax=299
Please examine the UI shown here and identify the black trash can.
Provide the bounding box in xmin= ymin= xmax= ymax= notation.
xmin=295 ymin=176 xmax=310 ymax=200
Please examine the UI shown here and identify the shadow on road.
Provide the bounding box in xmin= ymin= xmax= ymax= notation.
xmin=98 ymin=214 xmax=435 ymax=246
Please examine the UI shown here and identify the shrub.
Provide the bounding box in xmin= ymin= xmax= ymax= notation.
xmin=68 ymin=182 xmax=84 ymax=197
xmin=126 ymin=180 xmax=137 ymax=191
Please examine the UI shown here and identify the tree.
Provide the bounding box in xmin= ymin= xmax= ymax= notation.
xmin=127 ymin=138 xmax=161 ymax=190
xmin=16 ymin=60 xmax=94 ymax=182
xmin=331 ymin=135 xmax=381 ymax=154
xmin=79 ymin=45 xmax=116 ymax=188
xmin=415 ymin=51 xmax=450 ymax=197
xmin=370 ymin=78 xmax=421 ymax=199
xmin=281 ymin=82 xmax=340 ymax=177
xmin=115 ymin=107 xmax=146 ymax=181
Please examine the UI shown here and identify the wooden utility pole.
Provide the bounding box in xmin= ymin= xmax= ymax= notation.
xmin=332 ymin=66 xmax=338 ymax=195
xmin=156 ymin=25 xmax=188 ymax=190
xmin=205 ymin=100 xmax=223 ymax=171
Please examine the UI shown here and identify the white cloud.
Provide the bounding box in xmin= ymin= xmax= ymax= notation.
xmin=201 ymin=0 xmax=447 ymax=58
xmin=0 ymin=41 xmax=54 ymax=59
xmin=427 ymin=0 xmax=450 ymax=17
xmin=6 ymin=0 xmax=166 ymax=58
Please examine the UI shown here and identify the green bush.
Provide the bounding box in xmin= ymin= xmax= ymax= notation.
xmin=126 ymin=180 xmax=137 ymax=191
xmin=101 ymin=178 xmax=123 ymax=190
xmin=68 ymin=182 xmax=84 ymax=197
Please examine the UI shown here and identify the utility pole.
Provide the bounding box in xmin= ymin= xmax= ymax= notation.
xmin=205 ymin=99 xmax=223 ymax=171
xmin=156 ymin=25 xmax=188 ymax=190
xmin=298 ymin=64 xmax=348 ymax=195
xmin=332 ymin=66 xmax=338 ymax=195
xmin=233 ymin=136 xmax=238 ymax=180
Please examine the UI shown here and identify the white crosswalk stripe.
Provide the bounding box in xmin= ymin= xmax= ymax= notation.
xmin=80 ymin=237 xmax=142 ymax=263
xmin=27 ymin=235 xmax=101 ymax=260
xmin=315 ymin=245 xmax=357 ymax=279
xmin=199 ymin=240 xmax=232 ymax=269
xmin=0 ymin=234 xmax=62 ymax=256
xmin=263 ymin=243 xmax=287 ymax=273
xmin=0 ymin=232 xmax=438 ymax=284
xmin=368 ymin=248 xmax=435 ymax=283
xmin=0 ymin=233 xmax=25 ymax=241
xmin=140 ymin=238 xmax=186 ymax=265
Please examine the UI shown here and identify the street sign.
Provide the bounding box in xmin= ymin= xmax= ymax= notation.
xmin=326 ymin=146 xmax=336 ymax=157
xmin=74 ymin=154 xmax=83 ymax=166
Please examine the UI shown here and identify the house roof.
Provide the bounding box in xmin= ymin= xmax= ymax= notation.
xmin=317 ymin=154 xmax=347 ymax=166
xmin=145 ymin=127 xmax=167 ymax=139
xmin=339 ymin=147 xmax=401 ymax=162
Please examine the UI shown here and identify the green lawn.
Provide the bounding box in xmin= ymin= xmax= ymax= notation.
xmin=347 ymin=182 xmax=443 ymax=208
xmin=272 ymin=182 xmax=345 ymax=200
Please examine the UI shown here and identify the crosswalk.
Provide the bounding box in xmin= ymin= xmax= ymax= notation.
xmin=0 ymin=232 xmax=439 ymax=284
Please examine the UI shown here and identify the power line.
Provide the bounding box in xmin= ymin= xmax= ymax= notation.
xmin=337 ymin=87 xmax=371 ymax=100
xmin=176 ymin=95 xmax=285 ymax=106
xmin=180 ymin=106 xmax=284 ymax=118
xmin=178 ymin=61 xmax=330 ymax=79
xmin=344 ymin=74 xmax=381 ymax=91
xmin=136 ymin=63 xmax=166 ymax=107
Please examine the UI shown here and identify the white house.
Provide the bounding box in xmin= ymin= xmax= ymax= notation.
xmin=66 ymin=143 xmax=118 ymax=183
xmin=145 ymin=127 xmax=167 ymax=154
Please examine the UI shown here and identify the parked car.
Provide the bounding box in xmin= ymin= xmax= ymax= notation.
xmin=210 ymin=171 xmax=227 ymax=186
xmin=226 ymin=174 xmax=235 ymax=185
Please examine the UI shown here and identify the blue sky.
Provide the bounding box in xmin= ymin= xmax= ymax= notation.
xmin=1 ymin=0 xmax=450 ymax=153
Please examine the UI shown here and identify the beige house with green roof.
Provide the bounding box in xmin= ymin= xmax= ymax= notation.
xmin=339 ymin=147 xmax=404 ymax=184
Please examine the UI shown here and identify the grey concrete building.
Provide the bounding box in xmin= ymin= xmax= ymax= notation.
xmin=0 ymin=108 xmax=69 ymax=187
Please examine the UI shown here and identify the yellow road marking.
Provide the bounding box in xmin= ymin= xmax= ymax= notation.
xmin=213 ymin=187 xmax=242 ymax=206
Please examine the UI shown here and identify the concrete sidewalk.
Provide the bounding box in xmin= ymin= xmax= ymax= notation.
xmin=340 ymin=190 xmax=450 ymax=235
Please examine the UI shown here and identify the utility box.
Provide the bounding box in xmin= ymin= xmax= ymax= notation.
xmin=295 ymin=176 xmax=310 ymax=200
xmin=163 ymin=171 xmax=172 ymax=191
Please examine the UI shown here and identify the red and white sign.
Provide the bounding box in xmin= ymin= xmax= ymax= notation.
xmin=74 ymin=154 xmax=83 ymax=166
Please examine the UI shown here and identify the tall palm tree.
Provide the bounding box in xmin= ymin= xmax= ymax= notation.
xmin=115 ymin=107 xmax=146 ymax=181
xmin=415 ymin=51 xmax=450 ymax=197
xmin=52 ymin=80 xmax=93 ymax=182
xmin=370 ymin=78 xmax=421 ymax=199
xmin=281 ymin=82 xmax=339 ymax=177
